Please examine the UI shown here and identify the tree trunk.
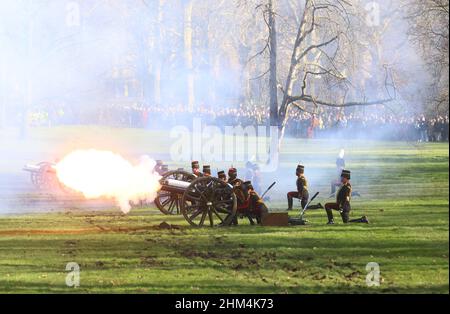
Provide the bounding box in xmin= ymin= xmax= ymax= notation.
xmin=184 ymin=0 xmax=195 ymax=111
xmin=153 ymin=0 xmax=164 ymax=106
xmin=279 ymin=0 xmax=309 ymax=133
xmin=268 ymin=0 xmax=278 ymax=127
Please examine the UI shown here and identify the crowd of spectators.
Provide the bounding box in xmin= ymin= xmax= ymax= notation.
xmin=27 ymin=103 xmax=449 ymax=142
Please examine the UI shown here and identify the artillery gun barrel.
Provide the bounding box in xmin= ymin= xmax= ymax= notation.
xmin=23 ymin=163 xmax=57 ymax=173
xmin=160 ymin=178 xmax=192 ymax=194
xmin=23 ymin=164 xmax=41 ymax=172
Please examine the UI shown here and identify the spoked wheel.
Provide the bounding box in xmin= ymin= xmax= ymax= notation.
xmin=181 ymin=177 xmax=237 ymax=227
xmin=155 ymin=170 xmax=196 ymax=215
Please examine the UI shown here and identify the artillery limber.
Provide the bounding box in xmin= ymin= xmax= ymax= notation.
xmin=155 ymin=169 xmax=237 ymax=227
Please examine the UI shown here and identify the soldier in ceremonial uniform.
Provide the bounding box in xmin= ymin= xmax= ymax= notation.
xmin=244 ymin=161 xmax=254 ymax=182
xmin=191 ymin=161 xmax=202 ymax=177
xmin=287 ymin=165 xmax=323 ymax=210
xmin=252 ymin=163 xmax=263 ymax=195
xmin=244 ymin=181 xmax=268 ymax=224
xmin=227 ymin=168 xmax=245 ymax=225
xmin=217 ymin=170 xmax=227 ymax=183
xmin=228 ymin=167 xmax=243 ymax=187
xmin=324 ymin=170 xmax=369 ymax=224
xmin=202 ymin=165 xmax=212 ymax=177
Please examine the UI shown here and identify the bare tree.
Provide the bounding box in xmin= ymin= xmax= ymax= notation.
xmin=268 ymin=0 xmax=279 ymax=126
xmin=278 ymin=0 xmax=395 ymax=139
xmin=404 ymin=0 xmax=449 ymax=114
xmin=247 ymin=0 xmax=396 ymax=143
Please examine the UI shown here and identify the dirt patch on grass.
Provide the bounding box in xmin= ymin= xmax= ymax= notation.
xmin=0 ymin=225 xmax=168 ymax=236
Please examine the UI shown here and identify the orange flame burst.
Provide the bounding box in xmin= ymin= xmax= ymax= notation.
xmin=55 ymin=150 xmax=161 ymax=213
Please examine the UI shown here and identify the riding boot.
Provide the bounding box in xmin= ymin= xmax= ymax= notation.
xmin=325 ymin=208 xmax=334 ymax=222
xmin=287 ymin=194 xmax=293 ymax=210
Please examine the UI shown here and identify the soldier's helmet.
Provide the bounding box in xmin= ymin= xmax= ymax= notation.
xmin=296 ymin=164 xmax=305 ymax=175
xmin=203 ymin=165 xmax=211 ymax=175
xmin=341 ymin=169 xmax=351 ymax=180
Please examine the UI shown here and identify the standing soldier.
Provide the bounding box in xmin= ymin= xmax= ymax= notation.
xmin=228 ymin=167 xmax=245 ymax=225
xmin=331 ymin=149 xmax=345 ymax=195
xmin=244 ymin=161 xmax=254 ymax=182
xmin=191 ymin=161 xmax=202 ymax=177
xmin=252 ymin=163 xmax=263 ymax=195
xmin=287 ymin=165 xmax=323 ymax=211
xmin=324 ymin=170 xmax=369 ymax=224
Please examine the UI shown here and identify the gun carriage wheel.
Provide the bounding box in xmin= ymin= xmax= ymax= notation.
xmin=31 ymin=162 xmax=57 ymax=190
xmin=155 ymin=170 xmax=197 ymax=215
xmin=181 ymin=177 xmax=237 ymax=227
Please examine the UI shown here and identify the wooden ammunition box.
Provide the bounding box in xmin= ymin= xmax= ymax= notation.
xmin=261 ymin=212 xmax=289 ymax=227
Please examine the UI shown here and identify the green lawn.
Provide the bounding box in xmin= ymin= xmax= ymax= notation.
xmin=0 ymin=126 xmax=448 ymax=293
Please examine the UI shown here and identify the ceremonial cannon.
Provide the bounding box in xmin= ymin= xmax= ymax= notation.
xmin=156 ymin=170 xmax=237 ymax=227
xmin=23 ymin=162 xmax=60 ymax=191
xmin=154 ymin=170 xmax=197 ymax=215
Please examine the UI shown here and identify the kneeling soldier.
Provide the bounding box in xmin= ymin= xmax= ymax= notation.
xmin=287 ymin=165 xmax=323 ymax=210
xmin=324 ymin=170 xmax=369 ymax=224
xmin=245 ymin=181 xmax=268 ymax=224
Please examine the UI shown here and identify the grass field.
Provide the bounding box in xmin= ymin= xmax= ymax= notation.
xmin=0 ymin=126 xmax=448 ymax=293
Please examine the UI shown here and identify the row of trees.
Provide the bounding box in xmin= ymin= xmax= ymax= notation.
xmin=0 ymin=0 xmax=448 ymax=139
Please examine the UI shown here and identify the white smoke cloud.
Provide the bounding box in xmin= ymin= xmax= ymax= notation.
xmin=55 ymin=149 xmax=161 ymax=213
